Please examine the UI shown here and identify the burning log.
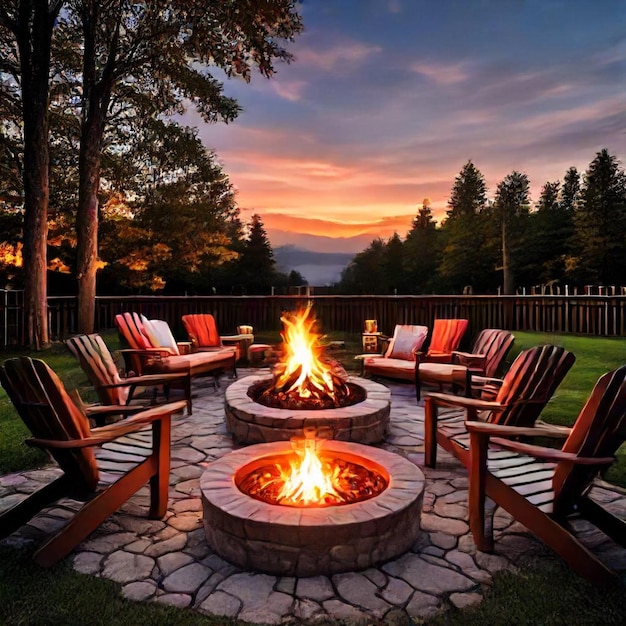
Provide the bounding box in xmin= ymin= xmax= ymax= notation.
xmin=253 ymin=305 xmax=364 ymax=410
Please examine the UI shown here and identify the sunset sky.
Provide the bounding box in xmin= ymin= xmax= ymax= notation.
xmin=187 ymin=0 xmax=625 ymax=248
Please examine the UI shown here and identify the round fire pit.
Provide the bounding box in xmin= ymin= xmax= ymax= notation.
xmin=201 ymin=440 xmax=424 ymax=576
xmin=225 ymin=374 xmax=391 ymax=444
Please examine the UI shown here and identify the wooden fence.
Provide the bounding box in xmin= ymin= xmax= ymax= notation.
xmin=2 ymin=291 xmax=626 ymax=347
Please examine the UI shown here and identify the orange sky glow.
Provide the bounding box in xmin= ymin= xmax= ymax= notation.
xmin=185 ymin=1 xmax=625 ymax=249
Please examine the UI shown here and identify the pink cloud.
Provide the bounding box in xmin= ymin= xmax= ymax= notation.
xmin=296 ymin=42 xmax=382 ymax=71
xmin=411 ymin=61 xmax=469 ymax=85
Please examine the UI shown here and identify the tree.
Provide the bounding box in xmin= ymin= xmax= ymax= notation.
xmin=439 ymin=162 xmax=491 ymax=293
xmin=381 ymin=232 xmax=406 ymax=294
xmin=404 ymin=199 xmax=441 ymax=293
xmin=560 ymin=166 xmax=580 ymax=214
xmin=528 ymin=179 xmax=574 ymax=286
xmin=492 ymin=171 xmax=531 ymax=294
xmin=337 ymin=239 xmax=386 ymax=294
xmin=57 ymin=0 xmax=302 ymax=332
xmin=571 ymin=149 xmax=626 ymax=286
xmin=0 ymin=0 xmax=65 ymax=348
xmin=236 ymin=214 xmax=276 ymax=294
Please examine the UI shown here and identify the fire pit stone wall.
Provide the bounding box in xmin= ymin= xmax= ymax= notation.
xmin=201 ymin=440 xmax=424 ymax=576
xmin=225 ymin=374 xmax=392 ymax=444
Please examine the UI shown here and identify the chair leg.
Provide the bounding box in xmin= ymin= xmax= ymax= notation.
xmin=149 ymin=414 xmax=171 ymax=518
xmin=415 ymin=369 xmax=421 ymax=402
xmin=423 ymin=397 xmax=438 ymax=468
xmin=34 ymin=415 xmax=173 ymax=567
xmin=468 ymin=431 xmax=492 ymax=551
xmin=0 ymin=476 xmax=71 ymax=540
xmin=34 ymin=457 xmax=157 ymax=567
xmin=577 ymin=495 xmax=626 ymax=548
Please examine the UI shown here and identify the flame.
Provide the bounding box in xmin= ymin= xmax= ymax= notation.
xmin=273 ymin=303 xmax=336 ymax=400
xmin=276 ymin=436 xmax=341 ymax=506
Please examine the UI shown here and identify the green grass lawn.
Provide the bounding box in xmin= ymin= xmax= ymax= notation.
xmin=0 ymin=329 xmax=625 ymax=624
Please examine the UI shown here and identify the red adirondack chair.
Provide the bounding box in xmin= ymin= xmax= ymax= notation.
xmin=467 ymin=366 xmax=626 ymax=583
xmin=0 ymin=357 xmax=186 ymax=567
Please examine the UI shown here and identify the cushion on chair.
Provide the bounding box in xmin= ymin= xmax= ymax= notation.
xmin=141 ymin=316 xmax=179 ymax=355
xmin=385 ymin=325 xmax=428 ymax=360
xmin=363 ymin=357 xmax=416 ymax=381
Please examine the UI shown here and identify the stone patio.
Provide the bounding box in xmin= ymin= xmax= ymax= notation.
xmin=1 ymin=369 xmax=625 ymax=624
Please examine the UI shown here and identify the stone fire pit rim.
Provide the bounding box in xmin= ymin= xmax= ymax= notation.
xmin=200 ymin=439 xmax=424 ymax=526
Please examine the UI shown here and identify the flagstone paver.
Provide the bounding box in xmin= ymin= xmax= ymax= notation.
xmin=2 ymin=368 xmax=625 ymax=624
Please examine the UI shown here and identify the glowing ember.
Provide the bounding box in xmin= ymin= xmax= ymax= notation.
xmin=238 ymin=433 xmax=387 ymax=508
xmin=259 ymin=304 xmax=355 ymax=409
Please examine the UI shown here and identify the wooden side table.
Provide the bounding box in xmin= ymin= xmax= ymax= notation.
xmin=362 ymin=332 xmax=385 ymax=353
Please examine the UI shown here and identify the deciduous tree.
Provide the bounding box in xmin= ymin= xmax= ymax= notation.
xmin=58 ymin=0 xmax=302 ymax=331
xmin=0 ymin=0 xmax=65 ymax=348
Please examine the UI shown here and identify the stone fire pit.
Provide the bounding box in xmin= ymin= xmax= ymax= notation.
xmin=224 ymin=374 xmax=391 ymax=444
xmin=200 ymin=440 xmax=424 ymax=576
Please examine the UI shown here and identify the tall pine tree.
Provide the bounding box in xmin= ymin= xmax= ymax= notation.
xmin=571 ymin=149 xmax=626 ymax=286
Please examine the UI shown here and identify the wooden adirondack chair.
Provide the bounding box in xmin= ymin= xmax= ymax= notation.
xmin=115 ymin=312 xmax=237 ymax=389
xmin=66 ymin=333 xmax=192 ymax=418
xmin=0 ymin=357 xmax=186 ymax=567
xmin=416 ymin=318 xmax=469 ymax=364
xmin=467 ymin=366 xmax=626 ymax=583
xmin=415 ymin=329 xmax=515 ymax=400
xmin=423 ymin=344 xmax=576 ymax=468
xmin=362 ymin=325 xmax=429 ymax=381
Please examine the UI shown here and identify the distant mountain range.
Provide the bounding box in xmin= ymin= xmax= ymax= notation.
xmin=267 ymin=229 xmax=377 ymax=254
xmin=269 ymin=228 xmax=376 ymax=286
xmin=273 ymin=244 xmax=355 ymax=286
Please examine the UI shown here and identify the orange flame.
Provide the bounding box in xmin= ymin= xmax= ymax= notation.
xmin=276 ymin=436 xmax=341 ymax=506
xmin=273 ymin=304 xmax=336 ymax=400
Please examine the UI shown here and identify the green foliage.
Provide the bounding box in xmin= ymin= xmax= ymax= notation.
xmin=438 ymin=162 xmax=494 ymax=293
xmin=338 ymin=238 xmax=387 ymax=294
xmin=571 ymin=149 xmax=626 ymax=285
xmin=404 ymin=201 xmax=442 ymax=293
xmin=231 ymin=214 xmax=277 ymax=295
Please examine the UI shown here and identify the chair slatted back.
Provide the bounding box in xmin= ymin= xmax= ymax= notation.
xmin=471 ymin=329 xmax=515 ymax=377
xmin=115 ymin=312 xmax=154 ymax=373
xmin=115 ymin=312 xmax=152 ymax=350
xmin=182 ymin=314 xmax=221 ymax=349
xmin=0 ymin=357 xmax=99 ymax=491
xmin=493 ymin=344 xmax=576 ymax=427
xmin=554 ymin=366 xmax=626 ymax=512
xmin=428 ymin=319 xmax=469 ymax=354
xmin=66 ymin=334 xmax=128 ymax=405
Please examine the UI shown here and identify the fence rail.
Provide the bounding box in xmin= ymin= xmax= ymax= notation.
xmin=3 ymin=291 xmax=626 ymax=348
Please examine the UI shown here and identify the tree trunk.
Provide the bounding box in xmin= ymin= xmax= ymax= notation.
xmin=76 ymin=110 xmax=104 ymax=334
xmin=17 ymin=1 xmax=58 ymax=349
xmin=502 ymin=217 xmax=514 ymax=295
xmin=76 ymin=0 xmax=109 ymax=334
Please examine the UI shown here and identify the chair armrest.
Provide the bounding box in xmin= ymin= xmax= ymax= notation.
xmin=26 ymin=400 xmax=188 ymax=449
xmin=465 ymin=420 xmax=572 ymax=439
xmin=482 ymin=438 xmax=614 ymax=467
xmin=470 ymin=375 xmax=502 ymax=387
xmin=118 ymin=347 xmax=173 ymax=357
xmin=84 ymin=405 xmax=140 ymax=417
xmin=424 ymin=392 xmax=506 ymax=412
xmin=452 ymin=352 xmax=487 ymax=369
xmin=117 ymin=372 xmax=188 ymax=386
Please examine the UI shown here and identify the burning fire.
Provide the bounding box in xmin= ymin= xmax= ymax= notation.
xmin=259 ymin=304 xmax=354 ymax=409
xmin=274 ymin=303 xmax=336 ymax=399
xmin=276 ymin=435 xmax=341 ymax=505
xmin=239 ymin=430 xmax=387 ymax=508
